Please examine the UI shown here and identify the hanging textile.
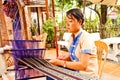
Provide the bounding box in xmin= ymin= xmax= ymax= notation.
xmin=2 ymin=0 xmax=22 ymax=40
xmin=2 ymin=0 xmax=18 ymax=19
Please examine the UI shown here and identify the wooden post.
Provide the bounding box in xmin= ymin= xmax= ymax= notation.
xmin=0 ymin=1 xmax=9 ymax=46
xmin=38 ymin=7 xmax=43 ymax=28
xmin=17 ymin=1 xmax=28 ymax=40
xmin=46 ymin=0 xmax=49 ymax=19
xmin=52 ymin=0 xmax=59 ymax=58
xmin=36 ymin=7 xmax=40 ymax=35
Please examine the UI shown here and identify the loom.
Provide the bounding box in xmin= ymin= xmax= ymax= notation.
xmin=6 ymin=40 xmax=46 ymax=80
xmin=5 ymin=40 xmax=98 ymax=80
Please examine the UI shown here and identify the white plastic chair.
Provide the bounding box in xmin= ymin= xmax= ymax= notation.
xmin=57 ymin=32 xmax=72 ymax=50
xmin=90 ymin=33 xmax=101 ymax=41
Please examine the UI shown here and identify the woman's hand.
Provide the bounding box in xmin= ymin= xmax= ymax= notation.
xmin=49 ymin=59 xmax=65 ymax=67
xmin=57 ymin=52 xmax=70 ymax=61
xmin=57 ymin=54 xmax=66 ymax=60
xmin=49 ymin=58 xmax=59 ymax=66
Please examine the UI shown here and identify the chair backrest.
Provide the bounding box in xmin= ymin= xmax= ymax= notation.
xmin=35 ymin=33 xmax=47 ymax=48
xmin=63 ymin=32 xmax=72 ymax=41
xmin=94 ymin=40 xmax=108 ymax=79
xmin=91 ymin=33 xmax=101 ymax=41
xmin=40 ymin=33 xmax=47 ymax=48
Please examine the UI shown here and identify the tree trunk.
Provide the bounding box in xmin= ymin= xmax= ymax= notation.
xmin=100 ymin=5 xmax=107 ymax=39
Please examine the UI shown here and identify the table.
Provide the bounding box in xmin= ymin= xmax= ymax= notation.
xmin=101 ymin=37 xmax=120 ymax=62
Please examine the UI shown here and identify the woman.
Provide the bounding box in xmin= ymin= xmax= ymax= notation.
xmin=47 ymin=8 xmax=98 ymax=80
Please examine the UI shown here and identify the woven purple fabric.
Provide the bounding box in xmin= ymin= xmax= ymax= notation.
xmin=8 ymin=40 xmax=45 ymax=79
xmin=7 ymin=0 xmax=24 ymax=79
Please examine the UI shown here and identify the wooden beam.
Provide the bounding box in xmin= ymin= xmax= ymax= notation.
xmin=17 ymin=1 xmax=28 ymax=40
xmin=52 ymin=0 xmax=59 ymax=57
xmin=46 ymin=0 xmax=49 ymax=19
xmin=0 ymin=1 xmax=9 ymax=46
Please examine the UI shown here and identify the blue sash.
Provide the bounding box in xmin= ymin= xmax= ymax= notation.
xmin=69 ymin=32 xmax=82 ymax=62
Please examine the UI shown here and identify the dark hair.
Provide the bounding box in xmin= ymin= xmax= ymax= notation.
xmin=66 ymin=8 xmax=84 ymax=24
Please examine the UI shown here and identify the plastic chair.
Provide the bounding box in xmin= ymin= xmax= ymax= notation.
xmin=94 ymin=40 xmax=108 ymax=79
xmin=32 ymin=33 xmax=47 ymax=48
xmin=90 ymin=33 xmax=101 ymax=41
xmin=58 ymin=32 xmax=72 ymax=49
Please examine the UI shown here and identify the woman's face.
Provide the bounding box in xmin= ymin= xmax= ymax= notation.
xmin=66 ymin=15 xmax=82 ymax=34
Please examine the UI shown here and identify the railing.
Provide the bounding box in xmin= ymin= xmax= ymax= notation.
xmin=23 ymin=0 xmax=45 ymax=5
xmin=83 ymin=27 xmax=120 ymax=38
xmin=58 ymin=27 xmax=120 ymax=39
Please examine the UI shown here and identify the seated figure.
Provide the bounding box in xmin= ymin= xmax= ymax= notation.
xmin=0 ymin=45 xmax=13 ymax=80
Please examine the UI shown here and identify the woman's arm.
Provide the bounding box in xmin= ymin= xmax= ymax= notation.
xmin=49 ymin=53 xmax=91 ymax=71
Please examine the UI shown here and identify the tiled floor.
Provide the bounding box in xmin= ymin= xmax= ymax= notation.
xmin=0 ymin=48 xmax=120 ymax=80
xmin=101 ymin=73 xmax=120 ymax=80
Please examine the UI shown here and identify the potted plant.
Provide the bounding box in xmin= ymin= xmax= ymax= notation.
xmin=41 ymin=18 xmax=54 ymax=48
xmin=29 ymin=23 xmax=37 ymax=36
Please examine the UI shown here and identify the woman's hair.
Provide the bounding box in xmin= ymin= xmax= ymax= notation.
xmin=66 ymin=8 xmax=84 ymax=24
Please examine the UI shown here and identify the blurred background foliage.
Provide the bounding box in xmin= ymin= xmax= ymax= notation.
xmin=54 ymin=0 xmax=120 ymax=39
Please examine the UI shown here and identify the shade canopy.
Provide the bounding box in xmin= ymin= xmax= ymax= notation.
xmin=89 ymin=0 xmax=120 ymax=6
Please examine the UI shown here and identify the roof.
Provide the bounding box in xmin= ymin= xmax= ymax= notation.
xmin=89 ymin=0 xmax=120 ymax=6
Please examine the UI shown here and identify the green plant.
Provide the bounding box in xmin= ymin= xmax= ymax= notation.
xmin=41 ymin=18 xmax=54 ymax=43
xmin=29 ymin=23 xmax=37 ymax=36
